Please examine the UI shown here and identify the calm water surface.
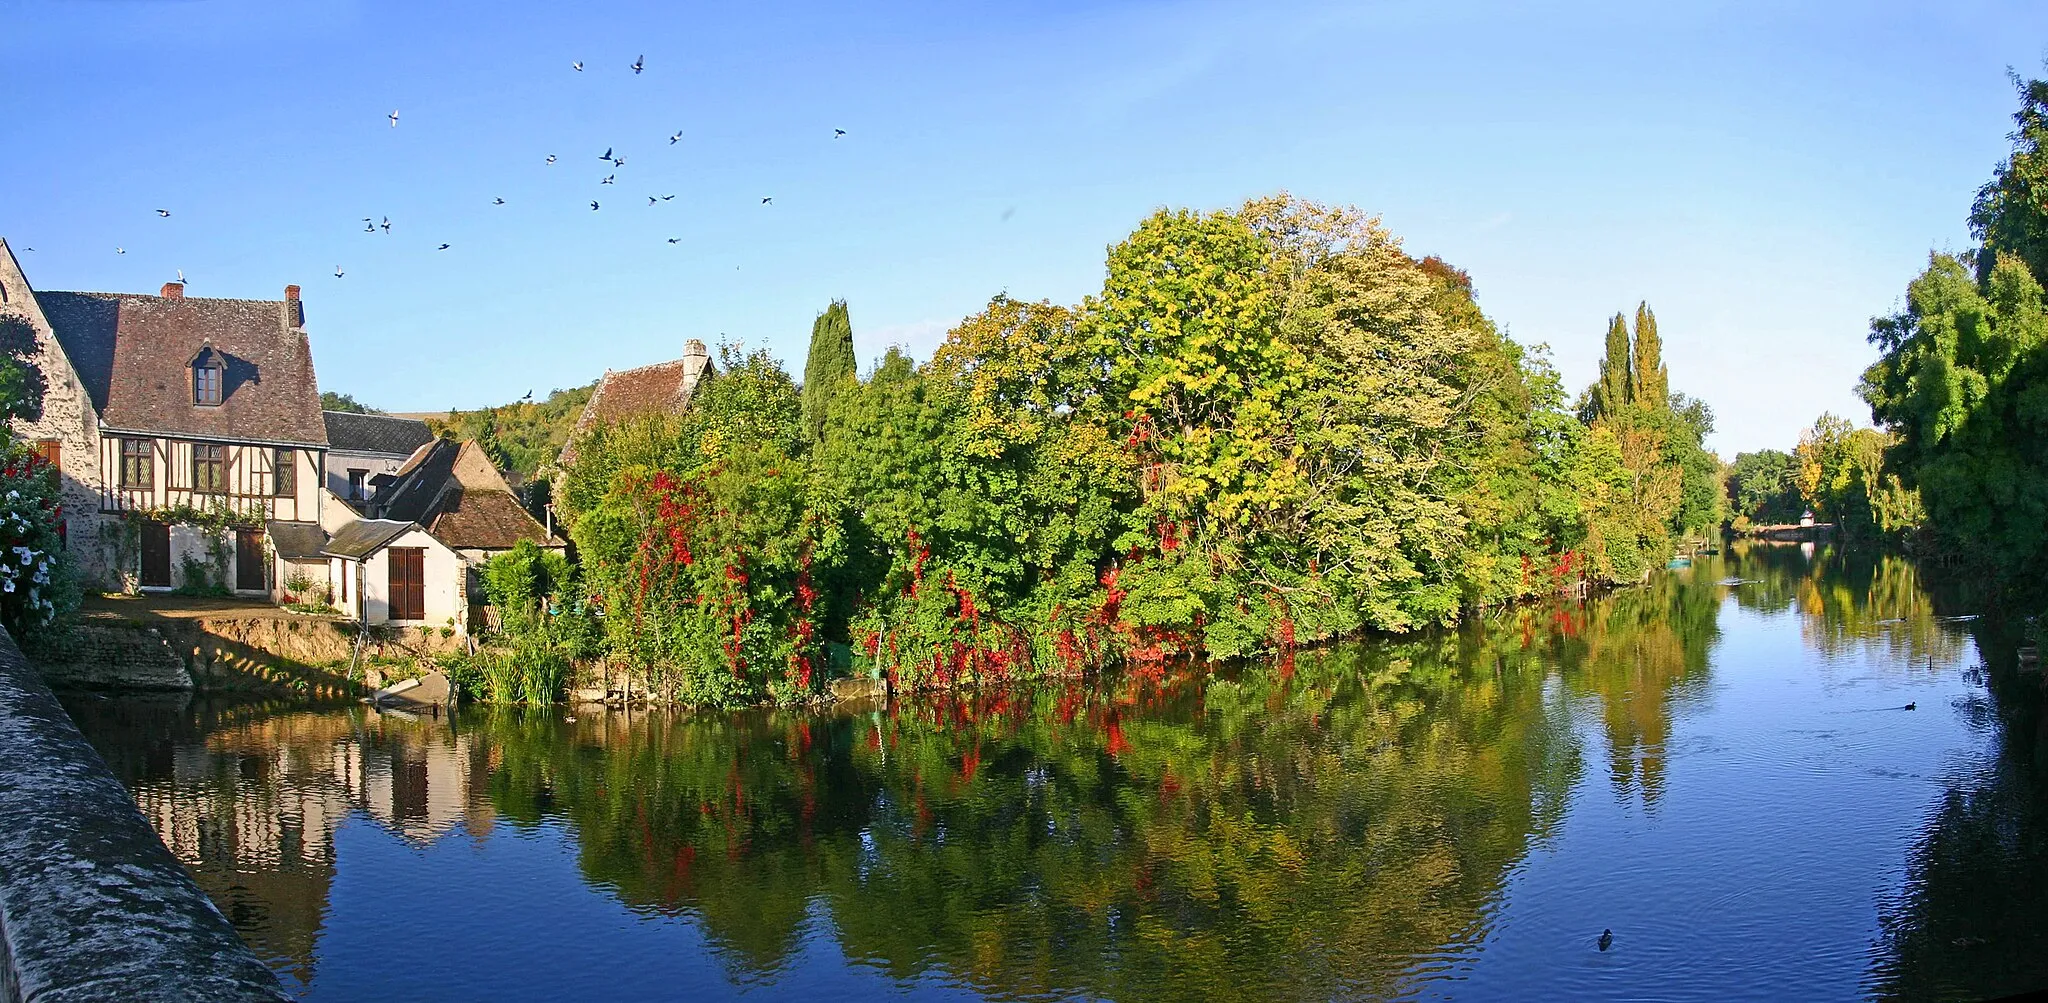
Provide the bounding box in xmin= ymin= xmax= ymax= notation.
xmin=63 ymin=544 xmax=2048 ymax=1002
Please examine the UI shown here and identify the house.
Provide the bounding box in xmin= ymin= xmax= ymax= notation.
xmin=555 ymin=338 xmax=715 ymax=469
xmin=322 ymin=410 xmax=434 ymax=508
xmin=0 ymin=238 xmax=326 ymax=594
xmin=272 ymin=438 xmax=563 ymax=632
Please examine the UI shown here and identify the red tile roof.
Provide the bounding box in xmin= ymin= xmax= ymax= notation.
xmin=34 ymin=290 xmax=325 ymax=446
xmin=557 ymin=346 xmax=713 ymax=467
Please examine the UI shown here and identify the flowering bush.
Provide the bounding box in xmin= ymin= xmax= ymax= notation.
xmin=0 ymin=448 xmax=77 ymax=638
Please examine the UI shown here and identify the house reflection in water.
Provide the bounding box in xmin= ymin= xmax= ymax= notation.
xmin=66 ymin=697 xmax=490 ymax=988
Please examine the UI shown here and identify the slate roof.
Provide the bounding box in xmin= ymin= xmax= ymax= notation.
xmin=558 ymin=345 xmax=714 ymax=467
xmin=321 ymin=519 xmax=416 ymax=560
xmin=266 ymin=521 xmax=328 ymax=560
xmin=33 ymin=290 xmax=326 ymax=446
xmin=373 ymin=439 xmax=561 ymax=551
xmin=323 ymin=411 xmax=434 ymax=457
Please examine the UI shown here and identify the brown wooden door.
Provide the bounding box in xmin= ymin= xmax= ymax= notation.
xmin=387 ymin=547 xmax=425 ymax=621
xmin=139 ymin=522 xmax=171 ymax=587
xmin=235 ymin=528 xmax=266 ymax=592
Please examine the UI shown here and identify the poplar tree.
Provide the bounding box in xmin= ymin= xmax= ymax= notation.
xmin=1590 ymin=312 xmax=1633 ymax=418
xmin=1631 ymin=301 xmax=1668 ymax=409
xmin=801 ymin=299 xmax=856 ymax=442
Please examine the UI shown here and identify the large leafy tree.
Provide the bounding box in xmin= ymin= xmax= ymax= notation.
xmin=1862 ymin=251 xmax=2048 ymax=568
xmin=1727 ymin=449 xmax=1803 ymax=527
xmin=1970 ymin=73 xmax=2048 ymax=284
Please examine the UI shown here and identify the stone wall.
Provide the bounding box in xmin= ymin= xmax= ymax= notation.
xmin=0 ymin=624 xmax=288 ymax=1001
xmin=0 ymin=241 xmax=113 ymax=590
xmin=31 ymin=624 xmax=190 ymax=691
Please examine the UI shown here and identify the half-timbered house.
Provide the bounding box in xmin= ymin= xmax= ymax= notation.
xmin=0 ymin=238 xmax=327 ymax=593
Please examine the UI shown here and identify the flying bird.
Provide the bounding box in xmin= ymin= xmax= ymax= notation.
xmin=176 ymin=269 xmax=186 ymax=284
xmin=612 ymin=154 xmax=626 ymax=167
xmin=670 ymin=131 xmax=683 ymax=145
xmin=601 ymin=174 xmax=615 ymax=184
xmin=761 ymin=197 xmax=772 ymax=204
xmin=381 ymin=216 xmax=391 ymax=233
xmin=600 ymin=147 xmax=613 ymax=163
xmin=334 ymin=265 xmax=344 ymax=278
xmin=631 ymin=54 xmax=644 ymax=74
xmin=388 ymin=110 xmax=399 ymax=127
xmin=437 ymin=243 xmax=450 ymax=251
xmin=834 ymin=129 xmax=845 ymax=138
xmin=494 ymin=197 xmax=506 ymax=205
xmin=666 ymin=238 xmax=680 ymax=244
xmin=115 ymin=247 xmax=125 ymax=254
xmin=156 ymin=208 xmax=171 ymax=217
xmin=648 ymin=196 xmax=657 ymax=206
xmin=590 ymin=201 xmax=600 ymax=211
xmin=572 ymin=61 xmax=584 ymax=71
xmin=545 ymin=154 xmax=557 ymax=165
xmin=660 ymin=194 xmax=675 ymax=201
xmin=364 ymin=221 xmax=376 ymax=232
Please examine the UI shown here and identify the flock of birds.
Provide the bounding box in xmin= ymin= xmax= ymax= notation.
xmin=88 ymin=52 xmax=850 ymax=288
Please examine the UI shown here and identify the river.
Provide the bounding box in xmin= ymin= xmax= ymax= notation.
xmin=59 ymin=543 xmax=2048 ymax=1002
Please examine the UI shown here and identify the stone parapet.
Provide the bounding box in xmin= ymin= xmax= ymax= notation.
xmin=0 ymin=625 xmax=287 ymax=1001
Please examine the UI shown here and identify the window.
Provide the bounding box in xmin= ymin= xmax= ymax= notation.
xmin=192 ymin=444 xmax=226 ymax=494
xmin=119 ymin=439 xmax=152 ymax=489
xmin=194 ymin=361 xmax=223 ymax=405
xmin=348 ymin=469 xmax=368 ymax=502
xmin=30 ymin=440 xmax=59 ymax=473
xmin=273 ymin=448 xmax=295 ymax=497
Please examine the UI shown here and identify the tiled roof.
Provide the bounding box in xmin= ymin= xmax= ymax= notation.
xmin=266 ymin=520 xmax=328 ymax=559
xmin=373 ymin=439 xmax=561 ymax=551
xmin=558 ymin=346 xmax=713 ymax=467
xmin=324 ymin=411 xmax=434 ymax=457
xmin=321 ymin=519 xmax=415 ymax=560
xmin=34 ymin=290 xmax=326 ymax=446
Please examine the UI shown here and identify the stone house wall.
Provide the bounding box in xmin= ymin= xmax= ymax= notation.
xmin=0 ymin=244 xmax=113 ymax=589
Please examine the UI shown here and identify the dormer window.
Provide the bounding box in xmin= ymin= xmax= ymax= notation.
xmin=194 ymin=358 xmax=223 ymax=405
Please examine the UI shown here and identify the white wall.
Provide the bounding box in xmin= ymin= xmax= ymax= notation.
xmin=325 ymin=450 xmax=413 ymax=507
xmin=273 ymin=557 xmax=333 ymax=605
xmin=359 ymin=527 xmax=464 ymax=631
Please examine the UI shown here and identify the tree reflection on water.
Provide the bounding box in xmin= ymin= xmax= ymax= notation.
xmin=57 ymin=544 xmax=2048 ymax=1002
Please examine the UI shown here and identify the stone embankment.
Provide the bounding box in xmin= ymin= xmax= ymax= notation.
xmin=0 ymin=626 xmax=287 ymax=1002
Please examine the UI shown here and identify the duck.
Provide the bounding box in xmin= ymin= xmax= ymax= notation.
xmin=1904 ymin=702 xmax=1917 ymax=711
xmin=1597 ymin=929 xmax=1613 ymax=952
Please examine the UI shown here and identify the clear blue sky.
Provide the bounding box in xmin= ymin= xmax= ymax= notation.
xmin=5 ymin=1 xmax=2046 ymax=455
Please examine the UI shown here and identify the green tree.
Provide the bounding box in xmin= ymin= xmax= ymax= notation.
xmin=319 ymin=391 xmax=380 ymax=414
xmin=1632 ymin=301 xmax=1669 ymax=407
xmin=801 ymin=299 xmax=856 ymax=443
xmin=1970 ymin=73 xmax=2048 ymax=285
xmin=1587 ymin=312 xmax=1633 ymax=420
xmin=1727 ymin=449 xmax=1802 ymax=527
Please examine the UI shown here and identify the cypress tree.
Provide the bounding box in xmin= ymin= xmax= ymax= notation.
xmin=1591 ymin=312 xmax=1633 ymax=418
xmin=1631 ymin=301 xmax=1669 ymax=410
xmin=801 ymin=299 xmax=857 ymax=442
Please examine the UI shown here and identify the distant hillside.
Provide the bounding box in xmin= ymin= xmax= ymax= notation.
xmin=421 ymin=383 xmax=597 ymax=484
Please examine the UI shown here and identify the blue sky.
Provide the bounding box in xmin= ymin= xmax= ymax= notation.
xmin=5 ymin=1 xmax=2045 ymax=455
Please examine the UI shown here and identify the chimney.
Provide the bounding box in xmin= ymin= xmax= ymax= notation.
xmin=681 ymin=338 xmax=710 ymax=393
xmin=160 ymin=281 xmax=184 ymax=300
xmin=283 ymin=284 xmax=304 ymax=328
xmin=285 ymin=284 xmax=300 ymax=302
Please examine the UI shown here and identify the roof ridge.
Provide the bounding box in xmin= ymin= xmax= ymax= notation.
xmin=324 ymin=410 xmax=429 ymax=422
xmin=41 ymin=289 xmax=287 ymax=305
